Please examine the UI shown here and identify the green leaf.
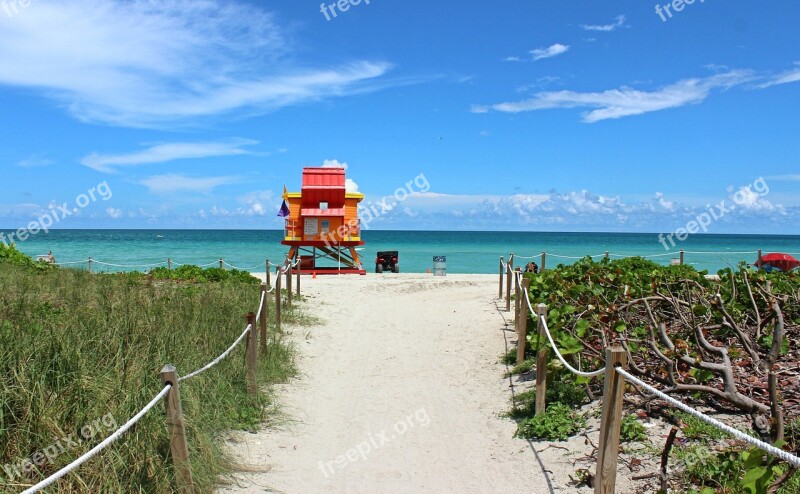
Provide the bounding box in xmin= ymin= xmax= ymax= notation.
xmin=613 ymin=321 xmax=626 ymax=333
xmin=742 ymin=448 xmax=765 ymax=469
xmin=575 ymin=319 xmax=590 ymax=338
xmin=740 ymin=466 xmax=768 ymax=493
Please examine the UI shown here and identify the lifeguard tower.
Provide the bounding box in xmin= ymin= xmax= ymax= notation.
xmin=281 ymin=167 xmax=365 ymax=275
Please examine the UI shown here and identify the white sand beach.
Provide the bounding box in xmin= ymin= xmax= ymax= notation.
xmin=218 ymin=273 xmax=657 ymax=494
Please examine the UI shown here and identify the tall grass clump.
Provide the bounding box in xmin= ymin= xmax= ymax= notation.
xmin=0 ymin=245 xmax=299 ymax=492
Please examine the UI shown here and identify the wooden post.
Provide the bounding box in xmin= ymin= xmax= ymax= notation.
xmin=219 ymin=258 xmax=223 ymax=269
xmin=168 ymin=258 xmax=172 ymax=271
xmin=679 ymin=249 xmax=685 ymax=265
xmin=514 ymin=268 xmax=521 ymax=334
xmin=159 ymin=365 xmax=195 ymax=493
xmin=260 ymin=283 xmax=268 ymax=355
xmin=757 ymin=249 xmax=763 ymax=271
xmin=245 ymin=312 xmax=257 ymax=396
xmin=499 ymin=256 xmax=504 ymax=299
xmin=275 ymin=267 xmax=282 ymax=332
xmin=595 ymin=347 xmax=628 ymax=494
xmin=541 ymin=252 xmax=547 ymax=272
xmin=296 ymin=263 xmax=301 ymax=296
xmin=505 ymin=254 xmax=513 ymax=312
xmin=88 ymin=257 xmax=93 ymax=273
xmin=517 ymin=277 xmax=530 ymax=366
xmin=266 ymin=259 xmax=271 ymax=288
xmin=535 ymin=304 xmax=548 ymax=415
xmin=286 ymin=260 xmax=293 ymax=308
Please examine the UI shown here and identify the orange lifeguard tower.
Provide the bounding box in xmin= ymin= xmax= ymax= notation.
xmin=281 ymin=167 xmax=365 ymax=275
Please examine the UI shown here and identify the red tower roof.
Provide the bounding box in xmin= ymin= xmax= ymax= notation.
xmin=301 ymin=167 xmax=345 ymax=208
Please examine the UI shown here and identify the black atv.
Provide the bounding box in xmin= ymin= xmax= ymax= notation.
xmin=375 ymin=251 xmax=399 ymax=273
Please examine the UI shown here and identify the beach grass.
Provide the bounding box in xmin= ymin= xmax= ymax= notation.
xmin=0 ymin=249 xmax=299 ymax=492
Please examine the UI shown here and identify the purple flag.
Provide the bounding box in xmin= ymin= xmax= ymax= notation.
xmin=277 ymin=200 xmax=290 ymax=217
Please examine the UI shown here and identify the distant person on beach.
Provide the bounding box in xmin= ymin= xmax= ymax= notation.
xmin=524 ymin=261 xmax=538 ymax=274
xmin=47 ymin=251 xmax=55 ymax=263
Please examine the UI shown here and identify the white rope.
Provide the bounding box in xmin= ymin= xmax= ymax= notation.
xmin=515 ymin=273 xmax=603 ymax=377
xmin=92 ymin=260 xmax=167 ymax=268
xmin=21 ymin=385 xmax=172 ymax=494
xmin=279 ymin=258 xmax=301 ymax=274
xmin=683 ymin=250 xmax=759 ymax=255
xmin=514 ymin=254 xmax=542 ymax=260
xmin=617 ymin=367 xmax=800 ymax=468
xmin=179 ymin=324 xmax=252 ymax=382
xmin=641 ymin=252 xmax=677 ymax=258
xmin=255 ymin=291 xmax=266 ymax=324
xmin=546 ymin=253 xmax=587 ymax=260
xmin=221 ymin=261 xmax=264 ymax=272
xmin=534 ymin=310 xmax=605 ymax=378
xmin=52 ymin=260 xmax=86 ymax=266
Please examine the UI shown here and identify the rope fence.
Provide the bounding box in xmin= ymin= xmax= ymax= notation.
xmin=499 ymin=253 xmax=800 ymax=493
xmin=16 ymin=280 xmax=293 ymax=493
xmin=21 ymin=385 xmax=173 ymax=494
xmin=51 ymin=257 xmax=280 ymax=274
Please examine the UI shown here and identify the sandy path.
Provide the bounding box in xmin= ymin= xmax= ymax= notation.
xmin=218 ymin=273 xmax=551 ymax=494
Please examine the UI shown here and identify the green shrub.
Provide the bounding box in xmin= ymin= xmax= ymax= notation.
xmin=515 ymin=403 xmax=586 ymax=441
xmin=620 ymin=413 xmax=646 ymax=442
xmin=0 ymin=243 xmax=54 ymax=271
xmin=148 ymin=264 xmax=259 ymax=285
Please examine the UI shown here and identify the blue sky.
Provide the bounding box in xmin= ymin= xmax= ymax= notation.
xmin=0 ymin=0 xmax=798 ymax=232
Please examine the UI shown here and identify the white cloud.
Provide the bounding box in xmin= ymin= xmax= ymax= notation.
xmin=81 ymin=139 xmax=256 ymax=173
xmin=139 ymin=174 xmax=240 ymax=194
xmin=759 ymin=63 xmax=800 ymax=88
xmin=106 ymin=207 xmax=123 ymax=219
xmin=0 ymin=1 xmax=391 ymax=127
xmin=320 ymin=159 xmax=359 ymax=192
xmin=237 ymin=190 xmax=275 ymax=217
xmin=377 ymin=188 xmax=791 ymax=230
xmin=581 ymin=15 xmax=626 ymax=32
xmin=345 ymin=179 xmax=359 ymax=193
xmin=530 ymin=44 xmax=569 ymax=61
xmin=17 ymin=154 xmax=54 ymax=168
xmin=322 ymin=159 xmax=348 ymax=170
xmin=474 ymin=70 xmax=755 ymax=122
xmin=767 ymin=174 xmax=800 ymax=182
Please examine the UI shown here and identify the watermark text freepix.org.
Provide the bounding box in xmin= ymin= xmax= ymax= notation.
xmin=658 ymin=177 xmax=769 ymax=251
xmin=1 ymin=181 xmax=113 ymax=247
xmin=320 ymin=172 xmax=430 ymax=248
xmin=318 ymin=407 xmax=430 ymax=478
xmin=320 ymin=0 xmax=371 ymax=21
xmin=1 ymin=0 xmax=37 ymax=18
xmin=2 ymin=413 xmax=118 ymax=482
xmin=655 ymin=0 xmax=705 ymax=22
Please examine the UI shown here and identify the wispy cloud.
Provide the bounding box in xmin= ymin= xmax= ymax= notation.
xmin=473 ymin=70 xmax=756 ymax=122
xmin=581 ymin=15 xmax=626 ymax=32
xmin=380 ymin=188 xmax=790 ymax=231
xmin=139 ymin=174 xmax=240 ymax=194
xmin=80 ymin=139 xmax=256 ymax=173
xmin=766 ymin=174 xmax=800 ymax=182
xmin=531 ymin=44 xmax=570 ymax=61
xmin=759 ymin=63 xmax=800 ymax=88
xmin=16 ymin=153 xmax=54 ymax=168
xmin=0 ymin=1 xmax=391 ymax=127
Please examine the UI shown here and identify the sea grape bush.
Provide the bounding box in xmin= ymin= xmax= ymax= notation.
xmin=523 ymin=257 xmax=800 ymax=492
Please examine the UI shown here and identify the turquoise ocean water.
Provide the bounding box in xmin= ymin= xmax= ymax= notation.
xmin=4 ymin=230 xmax=800 ymax=274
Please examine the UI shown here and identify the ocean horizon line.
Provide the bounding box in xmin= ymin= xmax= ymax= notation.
xmin=2 ymin=227 xmax=800 ymax=238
